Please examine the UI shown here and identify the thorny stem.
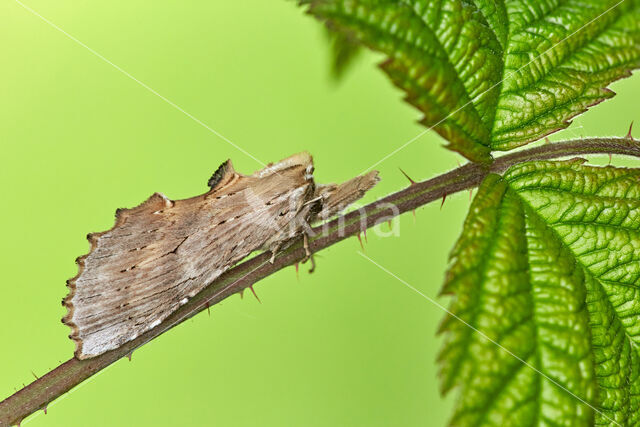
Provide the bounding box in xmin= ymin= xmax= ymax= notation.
xmin=1 ymin=137 xmax=639 ymax=426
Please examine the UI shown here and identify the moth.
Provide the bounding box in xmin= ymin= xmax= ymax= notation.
xmin=63 ymin=152 xmax=379 ymax=359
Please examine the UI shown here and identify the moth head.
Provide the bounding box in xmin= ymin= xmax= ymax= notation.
xmin=254 ymin=151 xmax=314 ymax=179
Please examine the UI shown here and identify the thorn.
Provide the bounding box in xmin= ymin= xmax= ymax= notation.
xmin=456 ymin=159 xmax=461 ymax=167
xmin=469 ymin=189 xmax=473 ymax=201
xmin=31 ymin=370 xmax=39 ymax=380
xmin=412 ymin=209 xmax=416 ymax=223
xmin=249 ymin=286 xmax=261 ymax=303
xmin=441 ymin=193 xmax=447 ymax=209
xmin=206 ymin=301 xmax=211 ymax=317
xmin=239 ymin=289 xmax=244 ymax=299
xmin=398 ymin=168 xmax=416 ymax=185
xmin=363 ymin=229 xmax=368 ymax=243
xmin=357 ymin=232 xmax=365 ymax=250
xmin=126 ymin=352 xmax=133 ymax=362
xmin=295 ymin=262 xmax=300 ymax=281
xmin=626 ymin=121 xmax=634 ymax=139
xmin=387 ymin=219 xmax=392 ymax=230
xmin=544 ymin=137 xmax=551 ymax=144
xmin=609 ymin=153 xmax=612 ymax=165
xmin=43 ymin=405 xmax=48 ymax=415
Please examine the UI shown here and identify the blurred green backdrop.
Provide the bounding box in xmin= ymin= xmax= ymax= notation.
xmin=1 ymin=1 xmax=638 ymax=426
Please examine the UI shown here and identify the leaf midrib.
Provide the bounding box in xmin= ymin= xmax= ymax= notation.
xmin=515 ymin=186 xmax=639 ymax=347
xmin=516 ymin=185 xmax=639 ymax=422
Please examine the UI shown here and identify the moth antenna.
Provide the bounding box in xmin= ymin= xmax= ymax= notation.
xmin=126 ymin=352 xmax=133 ymax=362
xmin=357 ymin=232 xmax=365 ymax=251
xmin=249 ymin=286 xmax=261 ymax=303
xmin=441 ymin=193 xmax=447 ymax=209
xmin=626 ymin=121 xmax=634 ymax=140
xmin=398 ymin=168 xmax=416 ymax=186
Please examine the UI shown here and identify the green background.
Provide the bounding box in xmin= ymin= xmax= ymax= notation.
xmin=1 ymin=1 xmax=638 ymax=426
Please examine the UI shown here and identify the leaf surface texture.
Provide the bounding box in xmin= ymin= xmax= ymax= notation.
xmin=440 ymin=160 xmax=640 ymax=425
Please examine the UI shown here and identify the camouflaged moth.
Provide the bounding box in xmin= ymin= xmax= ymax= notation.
xmin=63 ymin=152 xmax=379 ymax=359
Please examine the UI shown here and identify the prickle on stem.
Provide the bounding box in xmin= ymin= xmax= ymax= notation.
xmin=626 ymin=121 xmax=634 ymax=140
xmin=249 ymin=286 xmax=261 ymax=303
xmin=399 ymin=168 xmax=416 ymax=186
xmin=357 ymin=232 xmax=365 ymax=250
xmin=441 ymin=193 xmax=447 ymax=209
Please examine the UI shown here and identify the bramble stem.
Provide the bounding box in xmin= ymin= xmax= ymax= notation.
xmin=1 ymin=137 xmax=639 ymax=426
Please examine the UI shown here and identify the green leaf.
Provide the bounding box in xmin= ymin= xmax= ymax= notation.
xmin=325 ymin=26 xmax=363 ymax=80
xmin=305 ymin=0 xmax=504 ymax=162
xmin=492 ymin=0 xmax=640 ymax=150
xmin=303 ymin=0 xmax=640 ymax=162
xmin=440 ymin=160 xmax=640 ymax=426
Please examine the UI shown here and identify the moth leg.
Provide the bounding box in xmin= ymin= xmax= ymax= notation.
xmin=300 ymin=233 xmax=316 ymax=273
xmin=269 ymin=244 xmax=281 ymax=264
xmin=303 ymin=233 xmax=312 ymax=260
xmin=308 ymin=254 xmax=316 ymax=274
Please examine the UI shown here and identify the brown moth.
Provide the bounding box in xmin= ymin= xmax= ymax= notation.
xmin=63 ymin=152 xmax=379 ymax=359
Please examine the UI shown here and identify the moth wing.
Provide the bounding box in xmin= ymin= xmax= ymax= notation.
xmin=64 ymin=159 xmax=313 ymax=359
